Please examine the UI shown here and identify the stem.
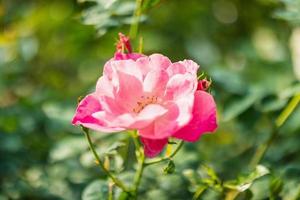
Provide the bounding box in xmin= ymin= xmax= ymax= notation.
xmin=250 ymin=93 xmax=300 ymax=168
xmin=275 ymin=94 xmax=300 ymax=127
xmin=132 ymin=150 xmax=145 ymax=199
xmin=129 ymin=0 xmax=143 ymax=40
xmin=108 ymin=182 xmax=114 ymax=200
xmin=129 ymin=130 xmax=145 ymax=199
xmin=249 ymin=126 xmax=278 ymax=169
xmin=138 ymin=36 xmax=143 ymax=54
xmin=144 ymin=141 xmax=184 ymax=166
xmin=81 ymin=127 xmax=129 ymax=193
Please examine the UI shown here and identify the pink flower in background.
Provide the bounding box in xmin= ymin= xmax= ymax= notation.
xmin=72 ymin=34 xmax=217 ymax=157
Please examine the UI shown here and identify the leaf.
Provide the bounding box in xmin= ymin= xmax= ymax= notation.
xmin=105 ymin=141 xmax=126 ymax=155
xmin=273 ymin=0 xmax=300 ymax=25
xmin=198 ymin=165 xmax=223 ymax=192
xmin=145 ymin=190 xmax=168 ymax=200
xmin=224 ymin=165 xmax=270 ymax=192
xmin=163 ymin=160 xmax=175 ymax=174
xmin=290 ymin=28 xmax=300 ymax=81
xmin=270 ymin=177 xmax=283 ymax=198
xmin=142 ymin=0 xmax=161 ymax=11
xmin=117 ymin=191 xmax=130 ymax=200
xmin=50 ymin=136 xmax=87 ymax=162
xmin=223 ymin=90 xmax=263 ymax=121
xmin=199 ymin=165 xmax=220 ymax=183
xmin=258 ymin=97 xmax=288 ymax=113
xmin=79 ymin=0 xmax=136 ymax=37
xmin=82 ymin=180 xmax=109 ymax=200
xmin=192 ymin=185 xmax=207 ymax=200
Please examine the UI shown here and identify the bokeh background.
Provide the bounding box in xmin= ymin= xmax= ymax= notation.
xmin=1 ymin=0 xmax=300 ymax=199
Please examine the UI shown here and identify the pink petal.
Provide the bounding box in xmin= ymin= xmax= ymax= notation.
xmin=93 ymin=111 xmax=135 ymax=128
xmin=140 ymin=137 xmax=168 ymax=158
xmin=173 ymin=94 xmax=194 ymax=127
xmin=167 ymin=60 xmax=199 ymax=76
xmin=167 ymin=62 xmax=187 ymax=76
xmin=94 ymin=103 xmax=167 ymax=131
xmin=143 ymin=70 xmax=169 ymax=96
xmin=164 ymin=73 xmax=197 ymax=101
xmin=129 ymin=104 xmax=168 ymax=129
xmin=138 ymin=102 xmax=179 ymax=139
xmin=115 ymin=70 xmax=144 ymax=111
xmin=99 ymin=96 xmax=125 ymax=115
xmin=135 ymin=54 xmax=172 ymax=78
xmin=95 ymin=76 xmax=114 ymax=98
xmin=173 ymin=91 xmax=217 ymax=142
xmin=72 ymin=94 xmax=123 ymax=132
xmin=149 ymin=54 xmax=172 ymax=71
xmin=103 ymin=60 xmax=115 ymax=80
xmin=135 ymin=57 xmax=152 ymax=77
xmin=181 ymin=59 xmax=199 ymax=74
xmin=113 ymin=59 xmax=143 ymax=82
xmin=114 ymin=53 xmax=143 ymax=61
xmin=103 ymin=55 xmax=144 ymax=80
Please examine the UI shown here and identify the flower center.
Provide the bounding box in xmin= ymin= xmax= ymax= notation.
xmin=132 ymin=95 xmax=158 ymax=113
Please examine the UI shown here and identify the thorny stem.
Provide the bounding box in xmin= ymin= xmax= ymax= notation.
xmin=81 ymin=127 xmax=129 ymax=193
xmin=144 ymin=141 xmax=184 ymax=166
xmin=129 ymin=0 xmax=143 ymax=40
xmin=250 ymin=94 xmax=300 ymax=169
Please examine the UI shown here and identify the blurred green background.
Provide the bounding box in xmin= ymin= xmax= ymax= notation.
xmin=1 ymin=0 xmax=300 ymax=199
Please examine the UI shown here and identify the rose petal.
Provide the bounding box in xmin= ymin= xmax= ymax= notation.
xmin=115 ymin=70 xmax=144 ymax=111
xmin=164 ymin=73 xmax=197 ymax=101
xmin=149 ymin=54 xmax=172 ymax=71
xmin=138 ymin=102 xmax=179 ymax=139
xmin=167 ymin=62 xmax=187 ymax=76
xmin=72 ymin=94 xmax=123 ymax=132
xmin=129 ymin=104 xmax=168 ymax=129
xmin=95 ymin=76 xmax=114 ymax=98
xmin=143 ymin=70 xmax=169 ymax=95
xmin=140 ymin=137 xmax=168 ymax=158
xmin=173 ymin=91 xmax=217 ymax=142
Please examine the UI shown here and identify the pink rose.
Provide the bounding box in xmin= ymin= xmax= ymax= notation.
xmin=72 ymin=34 xmax=217 ymax=158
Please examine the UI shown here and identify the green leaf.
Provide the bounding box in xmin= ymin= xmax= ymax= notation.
xmin=224 ymin=165 xmax=270 ymax=192
xmin=223 ymin=90 xmax=263 ymax=121
xmin=50 ymin=136 xmax=87 ymax=162
xmin=273 ymin=0 xmax=300 ymax=25
xmin=82 ymin=180 xmax=109 ymax=200
xmin=163 ymin=160 xmax=176 ymax=174
xmin=199 ymin=165 xmax=221 ymax=183
xmin=142 ymin=0 xmax=161 ymax=11
xmin=198 ymin=165 xmax=223 ymax=192
xmin=270 ymin=177 xmax=283 ymax=199
xmin=192 ymin=185 xmax=207 ymax=200
xmin=117 ymin=191 xmax=130 ymax=200
xmin=79 ymin=0 xmax=137 ymax=37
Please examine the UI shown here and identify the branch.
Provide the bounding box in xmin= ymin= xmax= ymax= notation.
xmin=81 ymin=127 xmax=129 ymax=193
xmin=144 ymin=141 xmax=184 ymax=166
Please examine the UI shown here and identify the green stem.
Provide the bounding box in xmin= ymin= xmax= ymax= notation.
xmin=108 ymin=182 xmax=114 ymax=200
xmin=249 ymin=126 xmax=278 ymax=169
xmin=144 ymin=141 xmax=184 ymax=166
xmin=132 ymin=149 xmax=145 ymax=199
xmin=275 ymin=94 xmax=300 ymax=127
xmin=129 ymin=0 xmax=143 ymax=40
xmin=81 ymin=127 xmax=129 ymax=193
xmin=129 ymin=130 xmax=145 ymax=199
xmin=250 ymin=93 xmax=300 ymax=168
